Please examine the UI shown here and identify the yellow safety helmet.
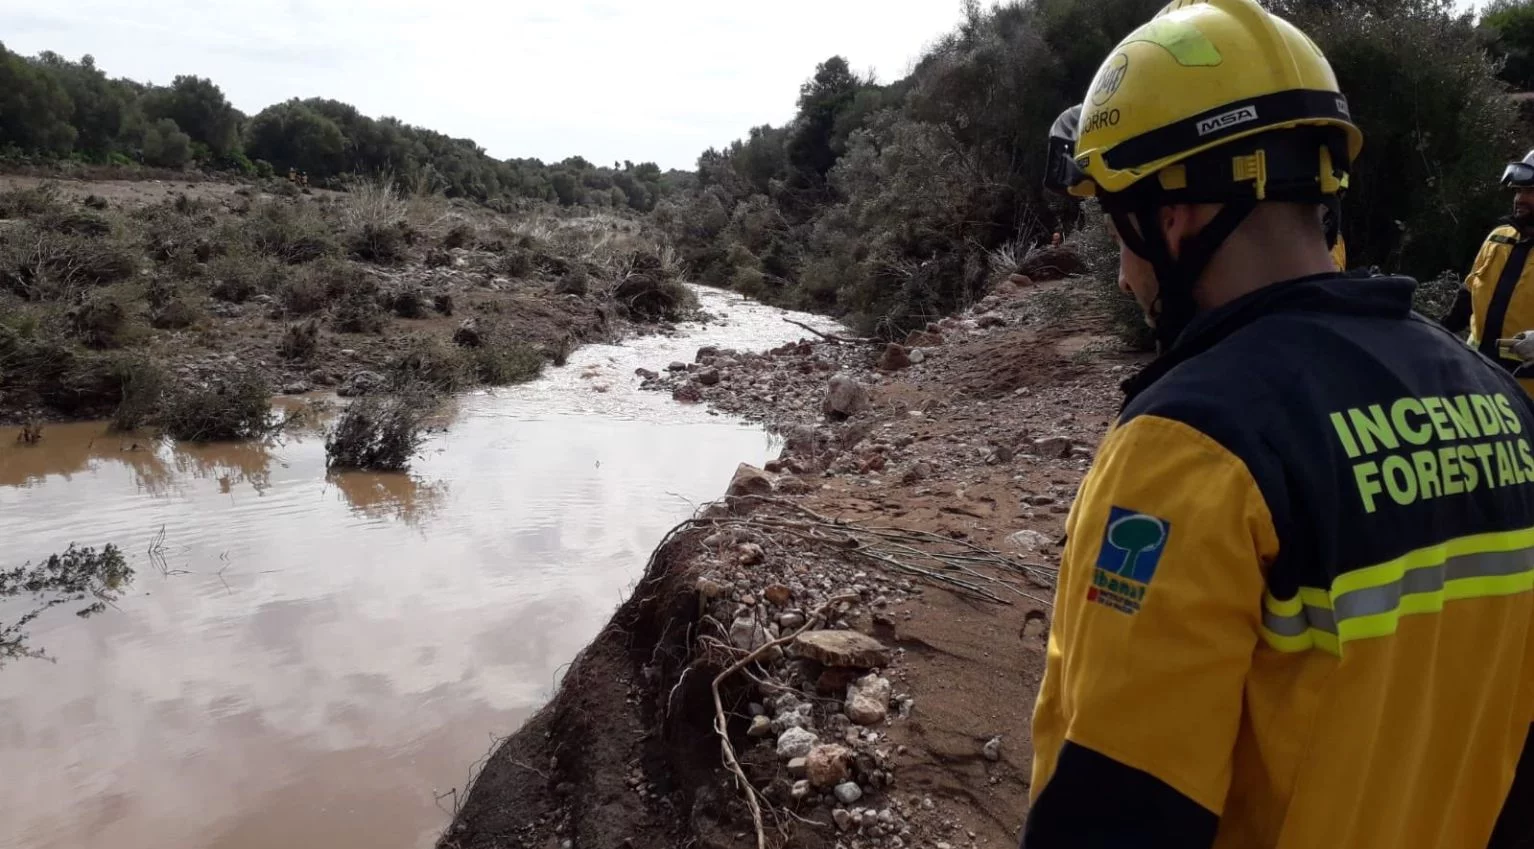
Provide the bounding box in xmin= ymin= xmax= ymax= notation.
xmin=1060 ymin=0 xmax=1362 ymax=202
xmin=1044 ymin=0 xmax=1363 ymax=352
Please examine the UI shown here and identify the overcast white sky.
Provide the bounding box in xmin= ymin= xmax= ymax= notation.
xmin=0 ymin=0 xmax=1495 ymax=172
xmin=0 ymin=1 xmax=984 ymax=171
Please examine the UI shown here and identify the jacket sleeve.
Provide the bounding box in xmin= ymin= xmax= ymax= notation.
xmin=1441 ymin=287 xmax=1472 ymax=334
xmin=1023 ymin=414 xmax=1278 ymax=849
xmin=1490 ymin=727 xmax=1534 ymax=849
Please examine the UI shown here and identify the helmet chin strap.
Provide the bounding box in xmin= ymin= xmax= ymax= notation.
xmin=1109 ymin=199 xmax=1258 ymax=352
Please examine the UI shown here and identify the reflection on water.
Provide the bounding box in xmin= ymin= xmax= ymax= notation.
xmin=0 ymin=285 xmax=844 ymax=849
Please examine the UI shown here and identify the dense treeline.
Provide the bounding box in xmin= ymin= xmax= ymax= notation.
xmin=658 ymin=0 xmax=1534 ymax=335
xmin=0 ymin=43 xmax=684 ymax=210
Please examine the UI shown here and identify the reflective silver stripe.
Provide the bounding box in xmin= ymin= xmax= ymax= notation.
xmin=1334 ymin=549 xmax=1534 ymax=623
xmin=1265 ymin=549 xmax=1534 ymax=643
xmin=1263 ymin=604 xmax=1337 ymax=637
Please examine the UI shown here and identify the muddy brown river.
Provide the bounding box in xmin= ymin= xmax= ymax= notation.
xmin=0 ymin=288 xmax=844 ymax=849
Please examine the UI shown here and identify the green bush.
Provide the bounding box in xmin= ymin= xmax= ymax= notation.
xmin=330 ymin=286 xmax=386 ymax=333
xmin=387 ymin=336 xmax=469 ymax=392
xmin=67 ymin=287 xmax=141 ymax=349
xmin=324 ymin=387 xmax=434 ymax=472
xmin=244 ymin=200 xmax=335 ymax=264
xmin=474 ymin=341 xmax=544 ymax=385
xmin=106 ymin=353 xmax=169 ymax=431
xmin=0 ymin=183 xmax=65 ymax=219
xmin=348 ymin=222 xmax=413 ymax=264
xmin=161 ymin=371 xmax=273 ymax=441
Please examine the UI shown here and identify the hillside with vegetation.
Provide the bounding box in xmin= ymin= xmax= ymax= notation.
xmin=655 ymin=0 xmax=1534 ymax=337
xmin=0 ymin=43 xmax=687 ymax=209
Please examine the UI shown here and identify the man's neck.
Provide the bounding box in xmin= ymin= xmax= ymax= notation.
xmin=1195 ymin=240 xmax=1338 ymax=312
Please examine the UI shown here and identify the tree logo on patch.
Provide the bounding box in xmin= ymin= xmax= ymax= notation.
xmin=1086 ymin=507 xmax=1169 ymax=615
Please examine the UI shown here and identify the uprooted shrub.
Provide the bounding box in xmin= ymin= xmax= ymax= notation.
xmin=67 ymin=288 xmax=141 ymax=350
xmin=278 ymin=319 xmax=321 ymax=361
xmin=107 ymin=354 xmax=169 ymax=431
xmin=2 ymin=543 xmax=134 ymax=666
xmin=324 ymin=386 xmax=436 ymax=472
xmin=387 ymin=336 xmax=470 ymax=392
xmin=0 ymin=183 xmax=65 ymax=220
xmin=442 ymin=222 xmax=474 ymax=250
xmin=0 ymin=226 xmax=139 ymax=301
xmin=243 ymin=200 xmax=336 ymax=264
xmin=391 ymin=288 xmax=429 ymax=319
xmin=348 ymin=222 xmax=414 ymax=264
xmin=473 ymin=341 xmax=544 ymax=385
xmin=160 ymin=372 xmax=273 ymax=441
xmin=612 ymin=271 xmax=694 ymax=322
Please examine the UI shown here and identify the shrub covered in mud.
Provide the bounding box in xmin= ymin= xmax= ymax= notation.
xmin=324 ymin=387 xmax=435 ymax=472
xmin=67 ymin=288 xmax=140 ymax=350
xmin=107 ymin=354 xmax=169 ymax=431
xmin=0 ymin=226 xmax=140 ymax=301
xmin=2 ymin=542 xmax=134 ymax=666
xmin=473 ymin=341 xmax=543 ymax=385
xmin=278 ymin=319 xmax=321 ymax=361
xmin=160 ymin=371 xmax=273 ymax=441
xmin=388 ymin=336 xmax=470 ymax=392
xmin=242 ymin=200 xmax=335 ymax=264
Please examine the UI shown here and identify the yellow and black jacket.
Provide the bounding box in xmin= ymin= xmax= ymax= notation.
xmin=1446 ymin=224 xmax=1534 ymax=397
xmin=1024 ymin=273 xmax=1534 ymax=849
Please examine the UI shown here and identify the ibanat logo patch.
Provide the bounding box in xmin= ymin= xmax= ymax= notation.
xmin=1087 ymin=507 xmax=1170 ymax=615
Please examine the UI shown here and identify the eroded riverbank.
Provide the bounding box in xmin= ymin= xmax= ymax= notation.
xmin=0 ymin=285 xmax=844 ymax=849
xmin=446 ymin=277 xmax=1150 ymax=849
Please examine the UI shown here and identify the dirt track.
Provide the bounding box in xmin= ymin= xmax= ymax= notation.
xmin=444 ymin=278 xmax=1148 ymax=849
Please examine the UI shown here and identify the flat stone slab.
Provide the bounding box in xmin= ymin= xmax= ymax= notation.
xmin=793 ymin=630 xmax=891 ymax=669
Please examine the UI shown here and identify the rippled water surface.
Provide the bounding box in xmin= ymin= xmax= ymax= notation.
xmin=0 ymin=287 xmax=844 ymax=849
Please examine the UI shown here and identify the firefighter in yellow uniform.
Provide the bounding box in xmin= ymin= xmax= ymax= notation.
xmin=1443 ymin=149 xmax=1534 ymax=398
xmin=1027 ymin=2 xmax=1534 ymax=848
xmin=1331 ymin=232 xmax=1346 ymax=270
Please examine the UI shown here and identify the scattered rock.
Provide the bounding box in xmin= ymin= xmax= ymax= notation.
xmin=877 ymin=343 xmax=912 ymax=372
xmin=764 ymin=584 xmax=792 ymax=606
xmin=667 ymin=361 xmax=688 ymax=372
xmin=1033 ymin=436 xmax=1074 ymax=458
xmin=281 ymin=382 xmax=309 ymax=395
xmin=779 ymin=612 xmax=807 ymax=630
xmin=731 ymin=616 xmax=769 ymax=652
xmin=791 ymin=780 xmax=812 ymax=801
xmin=695 ymin=345 xmax=720 ymax=363
xmin=337 ymin=370 xmax=386 ymax=398
xmin=1008 ymin=529 xmax=1052 ymax=553
xmin=1018 ymin=245 xmax=1087 ymax=281
xmin=795 ymin=631 xmax=892 ymax=668
xmin=787 ymin=757 xmax=809 ymax=778
xmin=834 ymin=782 xmax=864 ymax=805
xmin=635 ymin=367 xmax=659 ymax=380
xmin=452 ymin=319 xmax=483 ymax=348
xmin=726 ymin=464 xmax=775 ymax=500
xmin=748 ymin=716 xmax=773 ymax=737
xmin=976 ymin=314 xmax=1007 ymax=329
xmin=846 ymin=674 xmax=893 ymax=726
xmin=823 ymin=373 xmax=870 ymax=420
xmin=777 ymin=727 xmax=818 ymax=759
xmin=833 ymin=809 xmax=854 ymax=832
xmin=816 ymin=666 xmax=862 ymax=697
xmin=904 ymin=330 xmax=944 ymax=348
xmin=806 ymin=744 xmax=853 ymax=788
xmin=1027 ymin=494 xmax=1056 ymax=506
xmin=696 ymin=577 xmax=729 ymax=598
xmin=1009 ymin=273 xmax=1034 ymax=287
xmin=697 ymin=367 xmax=722 ymax=386
xmin=908 ymin=348 xmax=927 ymax=365
xmin=672 ymin=382 xmax=702 ymax=403
xmin=983 ymin=736 xmax=1002 ymax=762
xmin=737 ymin=543 xmax=766 ymax=566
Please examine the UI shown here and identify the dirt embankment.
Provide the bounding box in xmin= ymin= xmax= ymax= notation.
xmin=0 ymin=175 xmax=691 ymax=425
xmin=444 ymin=276 xmax=1148 ymax=849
